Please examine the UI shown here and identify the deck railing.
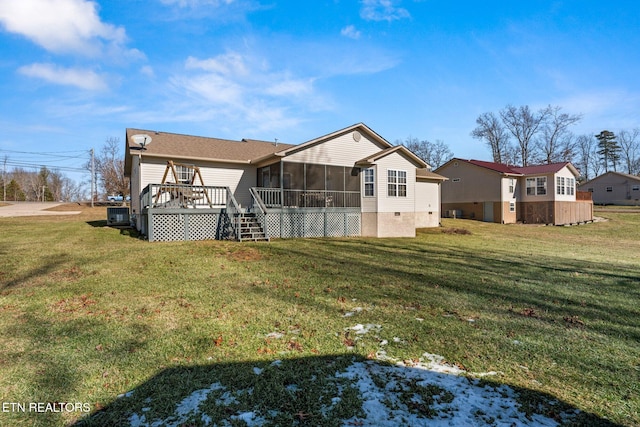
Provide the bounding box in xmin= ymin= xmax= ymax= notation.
xmin=253 ymin=187 xmax=361 ymax=208
xmin=576 ymin=190 xmax=593 ymax=201
xmin=142 ymin=183 xmax=230 ymax=209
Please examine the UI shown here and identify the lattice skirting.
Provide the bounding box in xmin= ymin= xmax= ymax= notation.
xmin=145 ymin=209 xmax=361 ymax=241
xmin=265 ymin=211 xmax=361 ymax=239
xmin=148 ymin=212 xmax=221 ymax=242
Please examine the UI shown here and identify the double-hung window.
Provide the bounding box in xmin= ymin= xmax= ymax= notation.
xmin=526 ymin=176 xmax=547 ymax=196
xmin=557 ymin=177 xmax=565 ymax=195
xmin=364 ymin=168 xmax=375 ymax=197
xmin=176 ymin=164 xmax=193 ymax=184
xmin=387 ymin=170 xmax=407 ymax=197
xmin=536 ymin=177 xmax=547 ymax=195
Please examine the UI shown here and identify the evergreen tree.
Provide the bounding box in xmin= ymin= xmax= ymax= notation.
xmin=595 ymin=130 xmax=621 ymax=172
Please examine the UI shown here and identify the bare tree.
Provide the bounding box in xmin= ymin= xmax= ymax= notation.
xmin=471 ymin=112 xmax=511 ymax=163
xmin=500 ymin=104 xmax=552 ymax=166
xmin=537 ymin=106 xmax=582 ymax=164
xmin=400 ymin=137 xmax=453 ymax=169
xmin=576 ymin=134 xmax=597 ymax=181
xmin=95 ymin=137 xmax=129 ymax=197
xmin=617 ymin=128 xmax=640 ymax=175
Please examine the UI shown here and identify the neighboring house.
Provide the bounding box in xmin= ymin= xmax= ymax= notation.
xmin=578 ymin=171 xmax=640 ymax=205
xmin=124 ymin=123 xmax=446 ymax=241
xmin=435 ymin=158 xmax=593 ymax=225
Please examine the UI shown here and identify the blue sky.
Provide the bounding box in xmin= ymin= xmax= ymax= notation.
xmin=0 ymin=0 xmax=639 ymax=185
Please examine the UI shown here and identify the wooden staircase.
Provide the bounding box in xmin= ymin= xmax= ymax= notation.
xmin=236 ymin=213 xmax=269 ymax=242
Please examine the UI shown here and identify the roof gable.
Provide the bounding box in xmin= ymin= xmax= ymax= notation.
xmin=579 ymin=171 xmax=640 ymax=186
xmin=355 ymin=145 xmax=428 ymax=168
xmin=512 ymin=162 xmax=576 ymax=175
xmin=276 ymin=123 xmax=392 ymax=157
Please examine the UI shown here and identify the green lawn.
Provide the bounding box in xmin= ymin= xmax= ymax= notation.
xmin=0 ymin=207 xmax=638 ymax=426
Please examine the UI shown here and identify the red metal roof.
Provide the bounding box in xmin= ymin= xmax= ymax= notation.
xmin=511 ymin=162 xmax=570 ymax=175
xmin=463 ymin=159 xmax=521 ymax=175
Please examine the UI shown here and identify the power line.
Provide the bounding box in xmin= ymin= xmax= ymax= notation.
xmin=0 ymin=148 xmax=89 ymax=157
xmin=3 ymin=159 xmax=88 ymax=173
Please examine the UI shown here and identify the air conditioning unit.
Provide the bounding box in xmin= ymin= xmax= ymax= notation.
xmin=107 ymin=207 xmax=130 ymax=226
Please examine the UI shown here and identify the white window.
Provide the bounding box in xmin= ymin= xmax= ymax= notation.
xmin=452 ymin=178 xmax=461 ymax=183
xmin=567 ymin=178 xmax=575 ymax=195
xmin=557 ymin=177 xmax=565 ymax=195
xmin=526 ymin=178 xmax=536 ymax=195
xmin=537 ymin=177 xmax=547 ymax=195
xmin=632 ymin=185 xmax=639 ymax=191
xmin=527 ymin=177 xmax=547 ymax=196
xmin=606 ymin=186 xmax=613 ymax=192
xmin=509 ymin=202 xmax=515 ymax=212
xmin=387 ymin=170 xmax=407 ymax=197
xmin=175 ymin=164 xmax=193 ymax=184
xmin=364 ymin=168 xmax=375 ymax=197
xmin=509 ymin=178 xmax=514 ymax=194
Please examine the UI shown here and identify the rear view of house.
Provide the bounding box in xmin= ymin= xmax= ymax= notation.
xmin=124 ymin=123 xmax=446 ymax=241
xmin=436 ymin=158 xmax=593 ymax=225
xmin=578 ymin=171 xmax=640 ymax=205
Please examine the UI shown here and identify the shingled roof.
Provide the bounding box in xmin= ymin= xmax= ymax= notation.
xmin=125 ymin=129 xmax=296 ymax=166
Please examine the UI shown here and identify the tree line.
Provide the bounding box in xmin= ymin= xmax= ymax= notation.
xmin=0 ymin=137 xmax=129 ymax=202
xmin=0 ymin=165 xmax=84 ymax=202
xmin=471 ymin=104 xmax=640 ymax=180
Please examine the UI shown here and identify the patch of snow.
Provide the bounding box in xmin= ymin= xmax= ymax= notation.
xmin=231 ymin=411 xmax=267 ymax=426
xmin=347 ymin=324 xmax=381 ymax=335
xmin=265 ymin=331 xmax=284 ymax=339
xmin=337 ymin=359 xmax=571 ymax=426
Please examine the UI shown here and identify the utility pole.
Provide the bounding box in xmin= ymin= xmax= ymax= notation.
xmin=90 ymin=148 xmax=95 ymax=207
xmin=2 ymin=155 xmax=6 ymax=202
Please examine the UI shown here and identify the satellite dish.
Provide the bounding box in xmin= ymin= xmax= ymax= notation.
xmin=132 ymin=134 xmax=152 ymax=149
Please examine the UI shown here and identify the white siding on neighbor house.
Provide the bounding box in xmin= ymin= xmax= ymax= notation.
xmin=501 ymin=177 xmax=517 ymax=203
xmin=139 ymin=156 xmax=256 ymax=208
xmin=285 ymin=131 xmax=388 ymax=166
xmin=375 ymin=151 xmax=416 ymax=213
xmin=554 ymin=166 xmax=577 ymax=202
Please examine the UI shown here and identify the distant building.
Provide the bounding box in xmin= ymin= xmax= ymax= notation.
xmin=578 ymin=171 xmax=640 ymax=205
xmin=436 ymin=158 xmax=593 ymax=225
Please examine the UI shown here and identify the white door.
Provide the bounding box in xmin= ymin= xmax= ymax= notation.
xmin=483 ymin=202 xmax=494 ymax=222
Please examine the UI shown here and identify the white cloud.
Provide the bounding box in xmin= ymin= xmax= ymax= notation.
xmin=140 ymin=65 xmax=155 ymax=77
xmin=18 ymin=63 xmax=108 ymax=91
xmin=0 ymin=0 xmax=129 ymax=57
xmin=185 ymin=53 xmax=248 ymax=76
xmin=341 ymin=25 xmax=361 ymax=40
xmin=360 ymin=0 xmax=410 ymax=22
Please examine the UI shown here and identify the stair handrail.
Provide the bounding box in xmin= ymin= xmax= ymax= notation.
xmin=249 ymin=187 xmax=269 ymax=240
xmin=225 ymin=187 xmax=242 ymax=240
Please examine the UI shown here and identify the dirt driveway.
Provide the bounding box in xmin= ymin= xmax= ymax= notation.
xmin=0 ymin=202 xmax=82 ymax=217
